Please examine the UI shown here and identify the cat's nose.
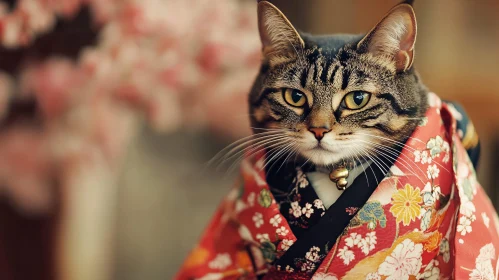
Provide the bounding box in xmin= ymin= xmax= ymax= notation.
xmin=308 ymin=127 xmax=331 ymax=141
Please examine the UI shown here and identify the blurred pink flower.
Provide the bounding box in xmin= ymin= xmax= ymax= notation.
xmin=0 ymin=0 xmax=261 ymax=213
xmin=20 ymin=59 xmax=84 ymax=119
xmin=0 ymin=127 xmax=55 ymax=214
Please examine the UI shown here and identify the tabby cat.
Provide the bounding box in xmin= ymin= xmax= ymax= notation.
xmin=177 ymin=2 xmax=493 ymax=278
xmin=249 ymin=1 xmax=427 ymax=175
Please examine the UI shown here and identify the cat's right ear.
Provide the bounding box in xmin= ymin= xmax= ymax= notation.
xmin=357 ymin=4 xmax=417 ymax=73
xmin=257 ymin=1 xmax=304 ymax=65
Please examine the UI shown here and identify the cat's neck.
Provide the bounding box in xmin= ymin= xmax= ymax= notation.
xmin=307 ymin=161 xmax=373 ymax=209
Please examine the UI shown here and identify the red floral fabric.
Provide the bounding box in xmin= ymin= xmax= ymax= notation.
xmin=176 ymin=93 xmax=499 ymax=280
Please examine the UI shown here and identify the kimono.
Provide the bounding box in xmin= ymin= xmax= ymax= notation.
xmin=176 ymin=92 xmax=499 ymax=280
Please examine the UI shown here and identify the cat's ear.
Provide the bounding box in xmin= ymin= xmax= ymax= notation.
xmin=257 ymin=1 xmax=304 ymax=64
xmin=357 ymin=4 xmax=417 ymax=72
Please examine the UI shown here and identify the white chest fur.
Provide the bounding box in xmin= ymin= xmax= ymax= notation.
xmin=306 ymin=161 xmax=372 ymax=209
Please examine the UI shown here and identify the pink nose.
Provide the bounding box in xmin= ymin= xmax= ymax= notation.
xmin=309 ymin=127 xmax=331 ymax=140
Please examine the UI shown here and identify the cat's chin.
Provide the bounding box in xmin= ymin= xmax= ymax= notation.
xmin=300 ymin=147 xmax=345 ymax=166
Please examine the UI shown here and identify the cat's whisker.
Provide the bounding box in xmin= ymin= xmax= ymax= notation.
xmin=342 ymin=143 xmax=382 ymax=181
xmin=358 ymin=150 xmax=382 ymax=186
xmin=261 ymin=144 xmax=293 ymax=172
xmin=344 ymin=146 xmax=370 ymax=188
xmin=223 ymin=137 xmax=292 ymax=172
xmin=225 ymin=139 xmax=288 ymax=175
xmin=357 ymin=132 xmax=451 ymax=174
xmin=207 ymin=131 xmax=281 ymax=165
xmin=215 ymin=136 xmax=286 ymax=169
xmin=346 ymin=145 xmax=383 ymax=185
xmin=216 ymin=130 xmax=286 ymax=153
xmin=221 ymin=135 xmax=287 ymax=163
xmin=357 ymin=139 xmax=427 ymax=181
xmin=371 ymin=141 xmax=429 ymax=179
xmin=250 ymin=127 xmax=292 ymax=132
xmin=266 ymin=144 xmax=297 ymax=173
xmin=276 ymin=145 xmax=300 ymax=173
xmin=356 ymin=150 xmax=379 ymax=186
xmin=299 ymin=156 xmax=311 ymax=169
xmin=357 ymin=132 xmax=428 ymax=152
xmin=375 ymin=146 xmax=425 ymax=180
xmin=361 ymin=142 xmax=426 ymax=186
xmin=364 ymin=149 xmax=391 ymax=175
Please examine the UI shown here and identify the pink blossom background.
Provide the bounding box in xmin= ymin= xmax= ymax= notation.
xmin=0 ymin=0 xmax=260 ymax=214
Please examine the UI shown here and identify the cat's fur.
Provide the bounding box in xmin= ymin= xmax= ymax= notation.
xmin=249 ymin=1 xmax=428 ymax=167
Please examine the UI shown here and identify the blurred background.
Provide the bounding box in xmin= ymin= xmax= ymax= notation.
xmin=0 ymin=0 xmax=498 ymax=279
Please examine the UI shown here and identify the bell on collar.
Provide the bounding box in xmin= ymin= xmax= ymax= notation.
xmin=329 ymin=166 xmax=349 ymax=190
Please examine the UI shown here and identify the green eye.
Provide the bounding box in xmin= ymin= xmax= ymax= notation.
xmin=342 ymin=91 xmax=371 ymax=110
xmin=283 ymin=88 xmax=307 ymax=107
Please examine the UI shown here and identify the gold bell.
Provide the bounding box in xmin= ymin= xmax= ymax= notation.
xmin=329 ymin=167 xmax=349 ymax=190
xmin=336 ymin=178 xmax=348 ymax=190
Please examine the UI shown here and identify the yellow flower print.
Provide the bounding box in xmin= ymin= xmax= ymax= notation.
xmin=390 ymin=184 xmax=423 ymax=226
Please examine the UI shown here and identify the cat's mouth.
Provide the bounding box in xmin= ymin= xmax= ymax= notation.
xmin=313 ymin=144 xmax=330 ymax=151
xmin=297 ymin=140 xmax=349 ymax=165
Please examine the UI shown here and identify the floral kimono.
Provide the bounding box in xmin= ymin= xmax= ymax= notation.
xmin=176 ymin=93 xmax=499 ymax=280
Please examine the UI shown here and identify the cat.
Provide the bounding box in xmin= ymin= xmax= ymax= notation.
xmin=177 ymin=2 xmax=495 ymax=279
xmin=249 ymin=1 xmax=427 ymax=175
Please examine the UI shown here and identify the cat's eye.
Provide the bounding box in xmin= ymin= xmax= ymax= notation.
xmin=283 ymin=88 xmax=307 ymax=107
xmin=342 ymin=91 xmax=371 ymax=110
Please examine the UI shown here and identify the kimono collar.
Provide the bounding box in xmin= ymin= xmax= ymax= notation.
xmin=265 ymin=146 xmax=395 ymax=273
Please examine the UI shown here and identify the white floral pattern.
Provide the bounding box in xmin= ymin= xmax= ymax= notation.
xmin=469 ymin=262 xmax=494 ymax=280
xmin=252 ymin=212 xmax=263 ymax=228
xmin=426 ymin=164 xmax=440 ymax=179
xmin=439 ymin=238 xmax=450 ymax=263
xmin=476 ymin=243 xmax=495 ymax=264
xmin=294 ymin=168 xmax=309 ymax=188
xmin=305 ymin=246 xmax=321 ymax=262
xmin=208 ymin=253 xmax=232 ymax=270
xmin=302 ymin=203 xmax=315 ymax=218
xmin=360 ymin=232 xmax=377 ymax=255
xmin=345 ymin=232 xmax=362 ymax=248
xmin=414 ymin=150 xmax=421 ymax=163
xmin=269 ymin=214 xmax=282 ymax=227
xmin=281 ymin=239 xmax=294 ymax=251
xmin=314 ymin=199 xmax=325 ymax=211
xmin=413 ymin=136 xmax=450 ymax=168
xmin=291 ymin=201 xmax=302 ymax=218
xmin=338 ymin=246 xmax=355 ymax=265
xmin=276 ymin=226 xmax=289 ymax=236
xmin=482 ymin=212 xmax=490 ymax=228
xmin=247 ymin=192 xmax=255 ymax=206
xmin=301 ymin=261 xmax=316 ymax=272
xmin=457 ymin=216 xmax=472 ymax=236
xmin=378 ymin=239 xmax=423 ymax=280
xmin=416 ymin=259 xmax=440 ymax=280
xmin=460 ymin=200 xmax=476 ymax=217
xmin=469 ymin=245 xmax=496 ymax=280
xmin=421 ymin=150 xmax=432 ymax=164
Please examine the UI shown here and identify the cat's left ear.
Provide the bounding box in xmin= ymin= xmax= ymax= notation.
xmin=257 ymin=1 xmax=305 ymax=64
xmin=357 ymin=4 xmax=417 ymax=73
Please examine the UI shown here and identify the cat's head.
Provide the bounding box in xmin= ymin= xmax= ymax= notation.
xmin=249 ymin=1 xmax=428 ymax=166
